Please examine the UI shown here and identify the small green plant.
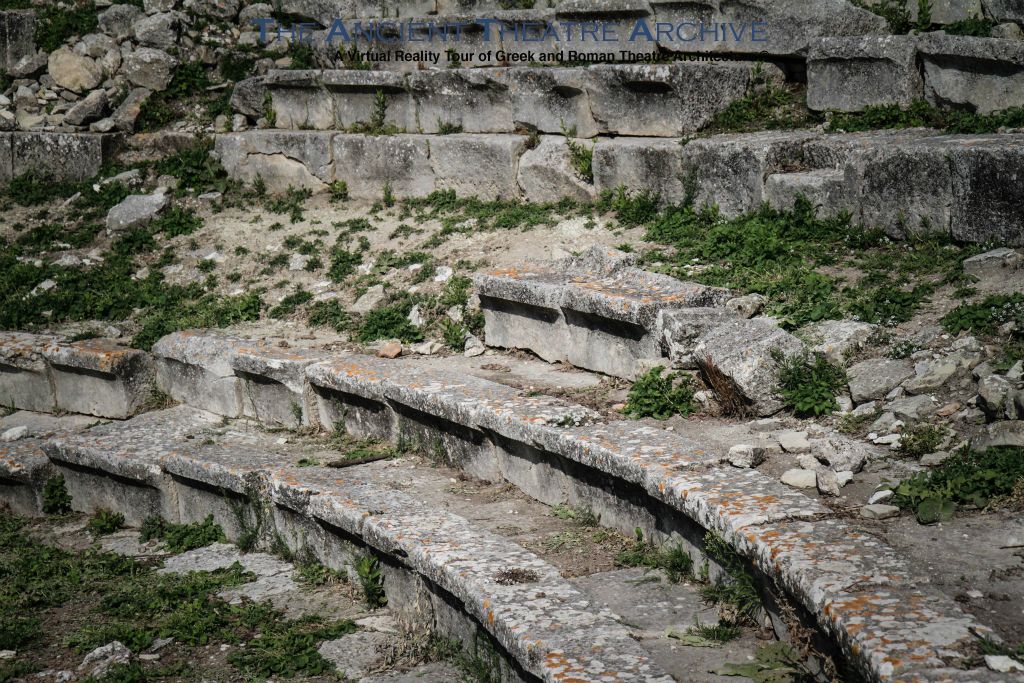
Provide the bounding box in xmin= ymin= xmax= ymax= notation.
xmin=382 ymin=182 xmax=395 ymax=208
xmin=855 ymin=0 xmax=912 ymax=33
xmin=139 ymin=514 xmax=226 ymax=553
xmin=893 ymin=447 xmax=1024 ymax=524
xmin=598 ymin=186 xmax=660 ymax=227
xmin=357 ymin=304 xmax=423 ymax=344
xmin=715 ymin=642 xmax=814 ymax=682
xmin=441 ymin=318 xmax=467 ymax=349
xmin=774 ymin=350 xmax=848 ymax=417
xmin=297 ymin=560 xmax=347 ymax=587
xmin=942 ymin=293 xmax=1024 ymax=337
xmin=916 ymin=0 xmax=933 ymax=30
xmin=888 ymin=339 xmax=918 ymax=359
xmin=551 ymin=504 xmax=599 ymax=527
xmin=700 ymin=532 xmax=761 ymax=625
xmin=677 ymin=619 xmax=742 ymax=645
xmin=437 ymin=118 xmax=464 ymax=134
xmin=307 ymin=299 xmax=351 ymax=332
xmin=561 ymin=122 xmax=594 ymax=183
xmin=268 ymin=288 xmax=313 ymax=318
xmin=896 ymin=424 xmax=946 ymax=459
xmin=355 ymin=554 xmax=387 ymax=608
xmin=615 ymin=529 xmax=693 ymax=583
xmin=86 ymin=509 xmax=125 ymax=537
xmin=944 ymin=16 xmax=996 ymax=36
xmin=328 ymin=179 xmax=349 ymax=202
xmin=42 ymin=475 xmax=72 ymax=515
xmin=623 ymin=366 xmax=697 ymax=420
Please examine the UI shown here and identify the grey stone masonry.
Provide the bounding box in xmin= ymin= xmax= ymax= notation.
xmin=1 ymin=332 xmax=153 ymax=419
xmin=474 ymin=246 xmax=732 ymax=379
xmin=0 ymin=132 xmax=112 ymax=184
xmin=265 ymin=62 xmax=782 ymax=138
xmin=0 ymin=10 xmax=35 ymax=72
xmin=919 ymin=34 xmax=1024 ymax=115
xmin=215 ymin=129 xmax=1024 ymax=244
xmin=807 ymin=36 xmax=923 ymax=112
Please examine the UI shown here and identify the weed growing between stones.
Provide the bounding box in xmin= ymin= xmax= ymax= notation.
xmin=139 ymin=514 xmax=226 ymax=553
xmin=623 ymin=366 xmax=697 ymax=420
xmin=228 ymin=615 xmax=357 ymax=678
xmin=700 ymin=532 xmax=762 ymax=626
xmin=355 ymin=554 xmax=388 ymax=608
xmin=895 ymin=424 xmax=948 ymax=459
xmin=854 ymin=0 xmax=912 ymax=33
xmin=429 ymin=634 xmax=503 ymax=683
xmin=561 ymin=123 xmax=594 ymax=183
xmin=943 ymin=293 xmax=1024 ymax=337
xmin=893 ymin=447 xmax=1024 ymax=524
xmin=551 ymin=504 xmax=599 ymax=527
xmin=296 ymin=560 xmax=347 ymax=587
xmin=87 ymin=508 xmax=126 ymax=537
xmin=672 ymin=619 xmax=742 ymax=645
xmin=615 ymin=529 xmax=693 ymax=583
xmin=828 ymin=99 xmax=1024 ymax=134
xmin=307 ymin=299 xmax=351 ymax=332
xmin=943 ymin=17 xmax=997 ymax=36
xmin=773 ymin=351 xmax=848 ymax=417
xmin=41 ymin=474 xmax=72 ymax=515
xmin=706 ymin=65 xmax=814 ymax=133
xmin=715 ymin=642 xmax=815 ymax=683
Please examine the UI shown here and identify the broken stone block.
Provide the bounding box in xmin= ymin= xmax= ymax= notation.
xmin=230 ymin=76 xmax=266 ymax=118
xmin=333 ymin=134 xmax=434 ymax=199
xmin=727 ymin=444 xmax=765 ymax=469
xmin=816 ymin=469 xmax=841 ymax=497
xmin=860 ymin=504 xmax=900 ymax=520
xmin=409 ymin=68 xmax=511 ymax=134
xmin=660 ymin=307 xmax=739 ymax=369
xmin=807 ymin=36 xmax=923 ymax=112
xmin=972 ymin=420 xmax=1024 ymax=450
xmin=725 ymin=293 xmax=765 ymax=319
xmin=518 ymin=136 xmax=597 ymax=204
xmin=806 ymin=319 xmax=875 ymax=366
xmin=0 ymin=332 xmax=58 ymax=413
xmin=123 ymin=47 xmax=178 ymax=91
xmin=888 ymin=395 xmax=938 ymax=422
xmin=692 ymin=317 xmax=805 ymax=416
xmin=592 ymin=137 xmax=686 ymax=202
xmin=0 ymin=10 xmax=37 ymax=72
xmin=215 ymin=130 xmax=332 ymax=194
xmin=41 ymin=47 xmax=101 ymax=93
xmin=42 ymin=338 xmax=154 ymax=419
xmin=64 ymin=90 xmax=108 ymax=127
xmin=13 ymin=131 xmax=109 ymax=182
xmin=778 ymin=430 xmax=811 ymax=453
xmin=962 ymin=247 xmax=1022 ymax=278
xmin=903 ymin=356 xmax=960 ymax=394
xmin=152 ymin=330 xmax=247 ymax=417
xmin=106 ymin=190 xmax=169 ymax=235
xmin=781 ymin=468 xmax=817 ymax=489
xmin=429 ymin=134 xmax=525 ymax=201
xmin=847 ymin=358 xmax=914 ymax=404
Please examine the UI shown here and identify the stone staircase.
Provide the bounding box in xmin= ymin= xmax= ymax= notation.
xmin=1 ymin=320 xmax=1014 ymax=683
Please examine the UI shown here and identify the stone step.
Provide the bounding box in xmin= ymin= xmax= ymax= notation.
xmin=0 ymin=328 xmax=1009 ymax=682
xmin=265 ymin=62 xmax=781 ymax=137
xmin=807 ymin=34 xmax=1024 ymax=115
xmin=262 ymin=0 xmax=886 ymax=63
xmin=214 ymin=129 xmax=1024 ymax=246
xmin=30 ymin=405 xmax=677 ymax=683
xmin=0 ymin=332 xmax=154 ymax=419
xmin=473 ymin=246 xmax=734 ymax=380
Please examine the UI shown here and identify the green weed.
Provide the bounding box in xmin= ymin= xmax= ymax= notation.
xmin=561 ymin=123 xmax=594 ymax=183
xmin=42 ymin=475 xmax=72 ymax=515
xmin=307 ymin=299 xmax=351 ymax=332
xmin=437 ymin=118 xmax=464 ymax=134
xmin=615 ymin=529 xmax=693 ymax=583
xmin=228 ymin=615 xmax=356 ymax=678
xmin=551 ymin=504 xmax=599 ymax=527
xmin=87 ymin=509 xmax=125 ymax=537
xmin=893 ymin=447 xmax=1024 ymax=523
xmin=269 ymin=289 xmax=313 ymax=318
xmin=356 ymin=304 xmax=423 ymax=343
xmin=355 ymin=555 xmax=387 ymax=608
xmin=943 ymin=293 xmax=1024 ymax=337
xmin=624 ymin=366 xmax=696 ymax=420
xmin=139 ymin=514 xmax=226 ymax=553
xmin=828 ymin=99 xmax=1024 ymax=135
xmin=700 ymin=532 xmax=761 ymax=625
xmin=896 ymin=424 xmax=946 ymax=459
xmin=774 ymin=351 xmax=848 ymax=417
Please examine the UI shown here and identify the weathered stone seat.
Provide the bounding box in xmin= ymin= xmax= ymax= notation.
xmin=1 ymin=332 xmax=152 ymax=419
xmin=152 ymin=330 xmax=326 ymax=427
xmin=475 ymin=247 xmax=732 ymax=379
xmin=0 ymin=439 xmax=52 ymax=516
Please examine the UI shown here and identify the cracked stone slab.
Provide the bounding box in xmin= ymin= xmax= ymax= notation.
xmin=152 ymin=329 xmax=250 ymax=417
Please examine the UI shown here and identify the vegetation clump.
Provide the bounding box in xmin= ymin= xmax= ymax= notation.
xmin=623 ymin=366 xmax=697 ymax=420
xmin=774 ymin=351 xmax=848 ymax=417
xmin=139 ymin=514 xmax=227 ymax=553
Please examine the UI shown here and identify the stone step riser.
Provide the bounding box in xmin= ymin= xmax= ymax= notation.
xmin=216 ymin=130 xmax=1024 ymax=246
xmin=0 ymin=132 xmax=113 ymax=183
xmin=266 ymin=63 xmax=776 ymax=137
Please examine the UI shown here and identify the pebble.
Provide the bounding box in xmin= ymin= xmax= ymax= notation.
xmin=873 ymin=434 xmax=901 ymax=446
xmin=868 ymin=489 xmax=894 ymax=504
xmin=860 ymin=504 xmax=900 ymax=520
xmin=780 ymin=468 xmax=817 ymax=489
xmin=777 ymin=430 xmax=811 ymax=454
xmin=1 ymin=426 xmax=28 ymax=442
xmin=985 ymin=655 xmax=1024 ymax=673
xmin=378 ymin=341 xmax=403 ymax=359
